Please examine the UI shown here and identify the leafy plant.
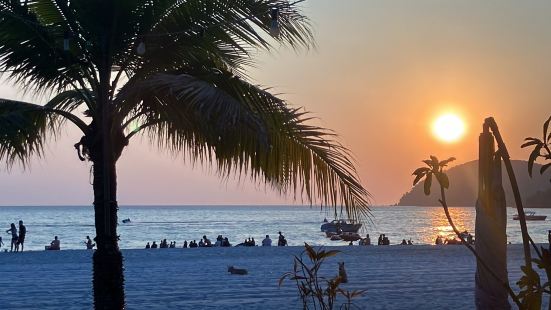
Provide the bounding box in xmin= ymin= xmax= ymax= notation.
xmin=521 ymin=115 xmax=551 ymax=310
xmin=412 ymin=155 xmax=522 ymax=308
xmin=522 ymin=116 xmax=551 ymax=182
xmin=279 ymin=243 xmax=366 ymax=310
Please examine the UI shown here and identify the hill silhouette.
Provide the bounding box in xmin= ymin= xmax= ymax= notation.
xmin=397 ymin=160 xmax=551 ymax=207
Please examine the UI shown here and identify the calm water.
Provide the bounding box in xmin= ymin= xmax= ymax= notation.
xmin=0 ymin=205 xmax=550 ymax=251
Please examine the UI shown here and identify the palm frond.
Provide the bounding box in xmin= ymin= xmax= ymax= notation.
xmin=116 ymin=72 xmax=370 ymax=220
xmin=0 ymin=97 xmax=86 ymax=167
xmin=0 ymin=0 xmax=96 ymax=92
xmin=114 ymin=0 xmax=314 ymax=80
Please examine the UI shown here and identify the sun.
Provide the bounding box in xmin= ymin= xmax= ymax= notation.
xmin=432 ymin=114 xmax=466 ymax=143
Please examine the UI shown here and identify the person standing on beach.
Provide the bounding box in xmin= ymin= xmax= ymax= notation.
xmin=278 ymin=232 xmax=287 ymax=246
xmin=6 ymin=223 xmax=18 ymax=252
xmin=18 ymin=220 xmax=26 ymax=252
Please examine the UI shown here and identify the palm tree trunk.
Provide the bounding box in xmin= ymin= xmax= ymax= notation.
xmin=92 ymin=149 xmax=125 ymax=309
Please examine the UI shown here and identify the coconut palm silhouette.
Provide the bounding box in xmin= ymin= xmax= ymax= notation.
xmin=0 ymin=1 xmax=370 ymax=308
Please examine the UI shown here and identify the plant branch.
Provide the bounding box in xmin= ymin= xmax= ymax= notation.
xmin=438 ymin=186 xmax=522 ymax=308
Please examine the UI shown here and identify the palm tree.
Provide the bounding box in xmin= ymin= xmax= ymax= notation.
xmin=0 ymin=0 xmax=370 ymax=308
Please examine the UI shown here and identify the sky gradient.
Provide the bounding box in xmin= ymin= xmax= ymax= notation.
xmin=1 ymin=1 xmax=550 ymax=206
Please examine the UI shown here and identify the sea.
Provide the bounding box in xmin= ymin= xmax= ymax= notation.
xmin=0 ymin=205 xmax=550 ymax=251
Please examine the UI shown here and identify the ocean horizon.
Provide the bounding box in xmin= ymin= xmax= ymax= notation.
xmin=1 ymin=205 xmax=550 ymax=251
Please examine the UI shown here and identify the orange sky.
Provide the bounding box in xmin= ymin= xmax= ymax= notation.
xmin=1 ymin=1 xmax=550 ymax=205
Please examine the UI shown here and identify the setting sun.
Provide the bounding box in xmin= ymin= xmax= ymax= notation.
xmin=432 ymin=114 xmax=466 ymax=143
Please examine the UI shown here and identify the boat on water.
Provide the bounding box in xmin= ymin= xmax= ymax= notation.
xmin=513 ymin=211 xmax=546 ymax=221
xmin=321 ymin=219 xmax=362 ymax=233
xmin=339 ymin=232 xmax=362 ymax=242
xmin=122 ymin=218 xmax=131 ymax=223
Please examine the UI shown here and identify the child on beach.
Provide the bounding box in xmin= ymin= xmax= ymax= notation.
xmin=6 ymin=223 xmax=18 ymax=252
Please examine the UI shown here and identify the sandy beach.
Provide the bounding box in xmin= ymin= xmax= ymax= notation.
xmin=0 ymin=244 xmax=545 ymax=309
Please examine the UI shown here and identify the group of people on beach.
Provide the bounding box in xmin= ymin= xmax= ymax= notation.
xmin=435 ymin=230 xmax=474 ymax=245
xmin=144 ymin=232 xmax=288 ymax=249
xmin=3 ymin=220 xmax=26 ymax=252
xmin=377 ymin=234 xmax=390 ymax=245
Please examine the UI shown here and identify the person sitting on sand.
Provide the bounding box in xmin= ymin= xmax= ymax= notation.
xmin=359 ymin=234 xmax=371 ymax=246
xmin=85 ymin=236 xmax=95 ymax=250
xmin=151 ymin=241 xmax=158 ymax=248
xmin=382 ymin=235 xmax=389 ymax=245
xmin=214 ymin=235 xmax=222 ymax=247
xmin=6 ymin=223 xmax=18 ymax=252
xmin=408 ymin=239 xmax=413 ymax=245
xmin=183 ymin=240 xmax=188 ymax=248
xmin=145 ymin=242 xmax=150 ymax=249
xmin=435 ymin=236 xmax=443 ymax=245
xmin=202 ymin=235 xmax=212 ymax=247
xmin=190 ymin=240 xmax=198 ymax=248
xmin=46 ymin=236 xmax=60 ymax=250
xmin=262 ymin=235 xmax=272 ymax=246
xmin=401 ymin=239 xmax=407 ymax=245
xmin=170 ymin=241 xmax=176 ymax=248
xmin=198 ymin=239 xmax=205 ymax=247
xmin=222 ymin=237 xmax=231 ymax=247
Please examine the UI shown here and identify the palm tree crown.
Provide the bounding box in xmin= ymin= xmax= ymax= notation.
xmin=0 ymin=0 xmax=370 ymax=219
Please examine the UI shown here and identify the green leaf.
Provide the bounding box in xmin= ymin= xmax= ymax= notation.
xmin=430 ymin=155 xmax=439 ymax=167
xmin=435 ymin=172 xmax=450 ymax=189
xmin=439 ymin=157 xmax=456 ymax=167
xmin=423 ymin=173 xmax=432 ymax=195
xmin=521 ymin=140 xmax=541 ymax=148
xmin=413 ymin=173 xmax=425 ymax=186
xmin=528 ymin=145 xmax=543 ymax=177
xmin=413 ymin=167 xmax=430 ymax=175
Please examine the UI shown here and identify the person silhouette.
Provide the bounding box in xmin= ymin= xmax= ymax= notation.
xmin=85 ymin=236 xmax=95 ymax=249
xmin=145 ymin=242 xmax=150 ymax=249
xmin=278 ymin=231 xmax=287 ymax=246
xmin=18 ymin=220 xmax=26 ymax=252
xmin=6 ymin=223 xmax=18 ymax=252
xmin=46 ymin=236 xmax=60 ymax=250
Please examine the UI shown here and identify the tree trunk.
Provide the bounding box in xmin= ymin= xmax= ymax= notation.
xmin=92 ymin=153 xmax=125 ymax=310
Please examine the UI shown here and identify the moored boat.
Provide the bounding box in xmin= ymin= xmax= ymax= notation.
xmin=513 ymin=211 xmax=546 ymax=221
xmin=321 ymin=219 xmax=362 ymax=233
xmin=339 ymin=232 xmax=362 ymax=242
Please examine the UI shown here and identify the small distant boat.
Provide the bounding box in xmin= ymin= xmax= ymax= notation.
xmin=122 ymin=218 xmax=131 ymax=224
xmin=321 ymin=219 xmax=362 ymax=233
xmin=513 ymin=212 xmax=546 ymax=221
